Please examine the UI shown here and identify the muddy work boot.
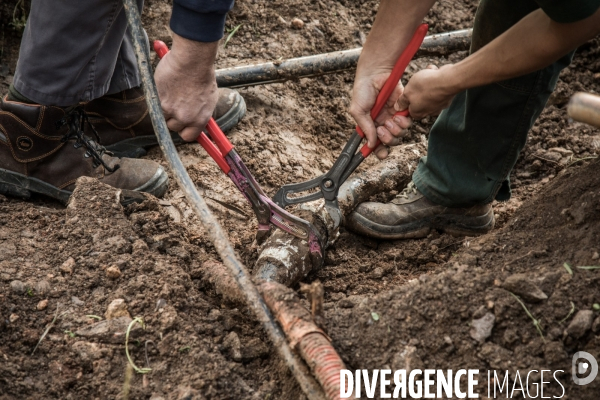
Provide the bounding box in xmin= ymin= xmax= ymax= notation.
xmin=346 ymin=182 xmax=495 ymax=239
xmin=84 ymin=86 xmax=246 ymax=158
xmin=0 ymin=97 xmax=168 ymax=204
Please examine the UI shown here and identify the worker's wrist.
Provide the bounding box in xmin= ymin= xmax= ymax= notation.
xmin=169 ymin=33 xmax=219 ymax=79
xmin=437 ymin=64 xmax=466 ymax=96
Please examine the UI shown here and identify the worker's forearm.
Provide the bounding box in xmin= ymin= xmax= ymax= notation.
xmin=357 ymin=0 xmax=437 ymax=75
xmin=443 ymin=8 xmax=600 ymax=93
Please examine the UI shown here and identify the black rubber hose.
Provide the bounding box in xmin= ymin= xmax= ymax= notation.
xmin=215 ymin=29 xmax=472 ymax=88
xmin=121 ymin=1 xmax=325 ymax=399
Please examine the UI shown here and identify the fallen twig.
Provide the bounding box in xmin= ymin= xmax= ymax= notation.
xmin=32 ymin=303 xmax=69 ymax=355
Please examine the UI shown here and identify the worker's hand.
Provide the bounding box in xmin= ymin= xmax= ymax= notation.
xmin=155 ymin=33 xmax=219 ymax=142
xmin=350 ymin=71 xmax=412 ymax=160
xmin=395 ymin=64 xmax=458 ymax=120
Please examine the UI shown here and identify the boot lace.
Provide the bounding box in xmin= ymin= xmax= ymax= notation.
xmin=396 ymin=181 xmax=418 ymax=200
xmin=56 ymin=106 xmax=119 ymax=172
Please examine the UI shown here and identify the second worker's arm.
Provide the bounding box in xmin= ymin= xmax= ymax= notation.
xmin=349 ymin=0 xmax=437 ymax=159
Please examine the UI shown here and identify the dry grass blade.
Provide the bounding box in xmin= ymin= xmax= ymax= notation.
xmin=576 ymin=265 xmax=600 ymax=270
xmin=559 ymin=301 xmax=576 ymax=324
xmin=224 ymin=24 xmax=242 ymax=48
xmin=125 ymin=317 xmax=152 ymax=374
xmin=509 ymin=292 xmax=545 ymax=342
xmin=32 ymin=303 xmax=69 ymax=355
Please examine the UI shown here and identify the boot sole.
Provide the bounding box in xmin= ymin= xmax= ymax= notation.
xmin=105 ymin=92 xmax=247 ymax=158
xmin=346 ymin=207 xmax=495 ymax=240
xmin=0 ymin=167 xmax=168 ymax=206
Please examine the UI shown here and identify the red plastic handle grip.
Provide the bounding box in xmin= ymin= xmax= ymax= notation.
xmin=153 ymin=40 xmax=235 ymax=166
xmin=197 ymin=132 xmax=231 ymax=173
xmin=356 ymin=24 xmax=428 ymax=157
xmin=153 ymin=40 xmax=169 ymax=59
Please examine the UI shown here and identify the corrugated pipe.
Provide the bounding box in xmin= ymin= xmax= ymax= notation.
xmin=258 ymin=281 xmax=354 ymax=400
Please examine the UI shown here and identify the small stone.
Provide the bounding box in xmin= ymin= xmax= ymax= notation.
xmin=37 ymin=299 xmax=48 ymax=311
xmin=72 ymin=341 xmax=102 ymax=361
xmin=36 ymin=280 xmax=51 ymax=295
xmin=592 ymin=252 xmax=599 ymax=260
xmin=566 ymin=310 xmax=594 ymax=339
xmin=60 ymin=257 xmax=75 ymax=274
xmin=75 ymin=316 xmax=139 ymax=343
xmin=470 ymin=312 xmax=496 ymax=343
xmin=71 ymin=296 xmax=85 ymax=306
xmin=155 ymin=298 xmax=167 ymax=311
xmin=207 ymin=309 xmax=222 ymax=321
xmin=106 ymin=266 xmax=122 ymax=280
xmin=105 ymin=299 xmax=131 ymax=320
xmin=132 ymin=239 xmax=149 ymax=254
xmin=9 ymin=314 xmax=19 ymax=323
xmin=291 ymin=18 xmax=304 ymax=29
xmin=548 ymin=147 xmax=573 ymax=157
xmin=222 ymin=331 xmax=242 ymax=362
xmin=10 ymin=280 xmax=25 ymax=294
xmin=458 ymin=253 xmax=478 ymax=266
xmin=544 ymin=341 xmax=567 ymax=365
xmin=370 ymin=267 xmax=384 ymax=279
xmin=241 ymin=338 xmax=269 ymax=361
xmin=487 ymin=301 xmax=495 ymax=310
xmin=159 ymin=305 xmax=179 ymax=332
xmin=391 ymin=345 xmax=423 ymax=372
xmin=502 ymin=274 xmax=548 ymax=303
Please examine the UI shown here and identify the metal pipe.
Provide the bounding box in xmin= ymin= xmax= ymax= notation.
xmin=216 ymin=29 xmax=472 ymax=88
xmin=121 ymin=1 xmax=325 ymax=399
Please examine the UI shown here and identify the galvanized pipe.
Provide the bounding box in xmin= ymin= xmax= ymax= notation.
xmin=122 ymin=1 xmax=325 ymax=399
xmin=216 ymin=29 xmax=472 ymax=88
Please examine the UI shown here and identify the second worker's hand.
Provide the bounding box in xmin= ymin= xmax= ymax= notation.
xmin=154 ymin=32 xmax=219 ymax=142
xmin=350 ymin=70 xmax=413 ymax=160
xmin=395 ymin=64 xmax=460 ymax=120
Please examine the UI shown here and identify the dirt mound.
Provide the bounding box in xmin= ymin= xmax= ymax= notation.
xmin=327 ymin=159 xmax=600 ymax=399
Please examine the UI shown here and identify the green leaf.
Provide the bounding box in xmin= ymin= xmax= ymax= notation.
xmin=563 ymin=262 xmax=573 ymax=275
xmin=224 ymin=24 xmax=242 ymax=48
xmin=371 ymin=312 xmax=380 ymax=321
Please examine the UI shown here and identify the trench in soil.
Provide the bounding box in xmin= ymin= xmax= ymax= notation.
xmin=1 ymin=0 xmax=600 ymax=399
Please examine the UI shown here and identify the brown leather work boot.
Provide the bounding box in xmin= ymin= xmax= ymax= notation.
xmin=84 ymin=86 xmax=246 ymax=158
xmin=346 ymin=182 xmax=495 ymax=239
xmin=0 ymin=96 xmax=168 ymax=204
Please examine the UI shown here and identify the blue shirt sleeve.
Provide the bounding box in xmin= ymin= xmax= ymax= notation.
xmin=171 ymin=0 xmax=235 ymax=42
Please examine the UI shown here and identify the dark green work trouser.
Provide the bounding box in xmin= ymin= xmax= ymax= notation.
xmin=413 ymin=0 xmax=575 ymax=207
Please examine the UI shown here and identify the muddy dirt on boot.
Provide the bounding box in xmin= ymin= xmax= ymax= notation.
xmin=346 ymin=182 xmax=495 ymax=239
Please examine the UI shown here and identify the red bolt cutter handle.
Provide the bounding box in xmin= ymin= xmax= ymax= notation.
xmin=356 ymin=23 xmax=428 ymax=157
xmin=153 ymin=40 xmax=234 ymax=173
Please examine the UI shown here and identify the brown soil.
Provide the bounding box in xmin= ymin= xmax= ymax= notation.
xmin=1 ymin=0 xmax=600 ymax=399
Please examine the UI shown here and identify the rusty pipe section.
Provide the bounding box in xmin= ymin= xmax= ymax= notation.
xmin=568 ymin=92 xmax=600 ymax=128
xmin=216 ymin=29 xmax=472 ymax=88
